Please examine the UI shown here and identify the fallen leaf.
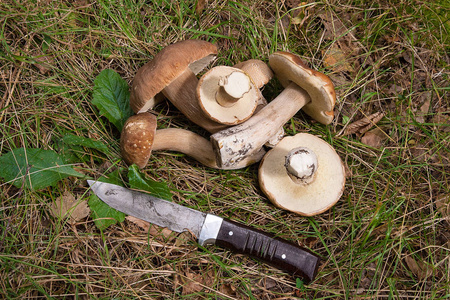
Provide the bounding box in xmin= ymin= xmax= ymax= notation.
xmin=289 ymin=2 xmax=309 ymax=28
xmin=323 ymin=44 xmax=354 ymax=73
xmin=435 ymin=195 xmax=450 ymax=219
xmin=319 ymin=12 xmax=349 ymax=40
xmin=195 ymin=0 xmax=207 ymax=15
xmin=318 ymin=11 xmax=364 ymax=74
xmin=361 ymin=128 xmax=386 ymax=148
xmin=34 ymin=55 xmax=54 ymax=74
xmin=285 ymin=0 xmax=302 ymax=8
xmin=431 ymin=113 xmax=450 ymax=133
xmin=50 ymin=191 xmax=90 ymax=224
xmin=405 ymin=255 xmax=433 ymax=281
xmin=126 ymin=216 xmax=151 ymax=232
xmin=409 ymin=140 xmax=430 ymax=162
xmin=413 ymin=91 xmax=432 ymax=123
xmin=181 ymin=269 xmax=214 ymax=296
xmin=182 ymin=271 xmax=204 ymax=295
xmin=344 ymin=112 xmax=384 ymax=136
xmin=126 ymin=216 xmax=173 ymax=238
xmin=219 ymin=284 xmax=236 ymax=297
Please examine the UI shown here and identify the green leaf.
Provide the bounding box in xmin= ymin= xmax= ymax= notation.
xmin=62 ymin=134 xmax=109 ymax=153
xmin=0 ymin=148 xmax=84 ymax=190
xmin=342 ymin=115 xmax=350 ymax=125
xmin=296 ymin=277 xmax=304 ymax=290
xmin=92 ymin=69 xmax=133 ymax=131
xmin=128 ymin=164 xmax=173 ymax=201
xmin=54 ymin=140 xmax=80 ymax=164
xmin=88 ymin=169 xmax=126 ymax=230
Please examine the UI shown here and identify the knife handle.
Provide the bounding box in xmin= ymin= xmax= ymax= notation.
xmin=215 ymin=219 xmax=320 ymax=283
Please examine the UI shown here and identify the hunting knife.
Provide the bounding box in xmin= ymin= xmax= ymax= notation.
xmin=87 ymin=180 xmax=320 ymax=283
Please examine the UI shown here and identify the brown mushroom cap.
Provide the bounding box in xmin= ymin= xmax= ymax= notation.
xmin=197 ymin=66 xmax=259 ymax=125
xmin=130 ymin=40 xmax=218 ymax=113
xmin=120 ymin=112 xmax=157 ymax=169
xmin=233 ymin=59 xmax=273 ymax=89
xmin=258 ymin=133 xmax=345 ymax=216
xmin=268 ymin=52 xmax=336 ymax=124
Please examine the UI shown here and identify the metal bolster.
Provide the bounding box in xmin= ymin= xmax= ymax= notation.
xmin=198 ymin=214 xmax=223 ymax=246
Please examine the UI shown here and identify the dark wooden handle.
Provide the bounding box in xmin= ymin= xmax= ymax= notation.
xmin=215 ymin=219 xmax=320 ymax=283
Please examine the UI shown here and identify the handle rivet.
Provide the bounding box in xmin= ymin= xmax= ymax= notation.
xmin=229 ymin=231 xmax=234 ymax=236
xmin=282 ymin=254 xmax=286 ymax=259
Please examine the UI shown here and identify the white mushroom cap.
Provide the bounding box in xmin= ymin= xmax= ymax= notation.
xmin=259 ymin=133 xmax=345 ymax=216
xmin=197 ymin=66 xmax=259 ymax=125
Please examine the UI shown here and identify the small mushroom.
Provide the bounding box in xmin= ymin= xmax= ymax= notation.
xmin=129 ymin=39 xmax=226 ymax=133
xmin=233 ymin=59 xmax=273 ymax=106
xmin=196 ymin=66 xmax=259 ymax=125
xmin=258 ymin=133 xmax=345 ymax=216
xmin=120 ymin=113 xmax=263 ymax=169
xmin=210 ymin=51 xmax=336 ymax=169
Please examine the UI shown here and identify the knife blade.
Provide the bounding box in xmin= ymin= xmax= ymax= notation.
xmin=87 ymin=180 xmax=320 ymax=283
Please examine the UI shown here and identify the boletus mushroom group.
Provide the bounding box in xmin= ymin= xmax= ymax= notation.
xmin=119 ymin=39 xmax=346 ymax=216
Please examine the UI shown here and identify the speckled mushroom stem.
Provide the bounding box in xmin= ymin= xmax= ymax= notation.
xmin=153 ymin=128 xmax=265 ymax=170
xmin=234 ymin=59 xmax=285 ymax=147
xmin=211 ymin=82 xmax=311 ymax=169
xmin=161 ymin=69 xmax=228 ymax=133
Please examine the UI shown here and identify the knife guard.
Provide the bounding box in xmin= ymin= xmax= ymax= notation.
xmin=215 ymin=219 xmax=320 ymax=283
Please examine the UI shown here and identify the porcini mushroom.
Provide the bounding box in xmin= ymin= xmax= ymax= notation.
xmin=120 ymin=113 xmax=264 ymax=169
xmin=233 ymin=59 xmax=273 ymax=95
xmin=129 ymin=39 xmax=226 ymax=133
xmin=259 ymin=133 xmax=345 ymax=216
xmin=210 ymin=51 xmax=336 ymax=169
xmin=196 ymin=66 xmax=259 ymax=125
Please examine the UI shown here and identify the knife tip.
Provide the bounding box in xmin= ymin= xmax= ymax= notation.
xmin=87 ymin=180 xmax=95 ymax=187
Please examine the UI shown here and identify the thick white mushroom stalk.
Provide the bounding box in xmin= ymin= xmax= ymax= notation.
xmin=284 ymin=147 xmax=318 ymax=185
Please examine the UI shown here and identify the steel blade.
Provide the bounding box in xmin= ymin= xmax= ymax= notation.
xmin=87 ymin=180 xmax=206 ymax=236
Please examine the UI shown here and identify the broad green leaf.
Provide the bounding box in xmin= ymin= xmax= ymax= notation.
xmin=0 ymin=148 xmax=84 ymax=190
xmin=88 ymin=169 xmax=126 ymax=230
xmin=92 ymin=69 xmax=133 ymax=131
xmin=62 ymin=134 xmax=109 ymax=153
xmin=54 ymin=140 xmax=81 ymax=164
xmin=128 ymin=164 xmax=173 ymax=201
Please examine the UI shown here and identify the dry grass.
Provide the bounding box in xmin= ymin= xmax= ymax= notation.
xmin=1 ymin=0 xmax=449 ymax=299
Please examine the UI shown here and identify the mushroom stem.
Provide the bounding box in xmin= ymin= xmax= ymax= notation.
xmin=161 ymin=68 xmax=227 ymax=133
xmin=284 ymin=147 xmax=318 ymax=185
xmin=211 ymin=82 xmax=311 ymax=169
xmin=153 ymin=128 xmax=265 ymax=169
xmin=215 ymin=71 xmax=251 ymax=107
xmin=234 ymin=59 xmax=284 ymax=147
xmin=153 ymin=128 xmax=218 ymax=168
